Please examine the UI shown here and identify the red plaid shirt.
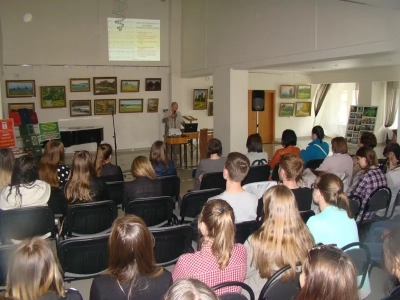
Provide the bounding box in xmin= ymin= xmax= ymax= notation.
xmin=172 ymin=243 xmax=247 ymax=295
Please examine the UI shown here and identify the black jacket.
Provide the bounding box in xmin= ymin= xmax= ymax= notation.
xmin=123 ymin=177 xmax=162 ymax=207
xmin=100 ymin=163 xmax=124 ymax=182
xmin=64 ymin=177 xmax=109 ymax=203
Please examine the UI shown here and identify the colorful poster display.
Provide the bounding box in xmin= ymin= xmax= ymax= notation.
xmin=38 ymin=122 xmax=60 ymax=142
xmin=0 ymin=119 xmax=16 ymax=148
xmin=346 ymin=106 xmax=378 ymax=144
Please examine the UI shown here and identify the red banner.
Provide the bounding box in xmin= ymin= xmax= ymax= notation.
xmin=0 ymin=119 xmax=16 ymax=148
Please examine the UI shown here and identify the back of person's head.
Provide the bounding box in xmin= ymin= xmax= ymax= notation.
xmin=224 ymin=152 xmax=250 ymax=183
xmin=331 ymin=137 xmax=348 ymax=154
xmin=359 ymin=132 xmax=377 ymax=149
xmin=312 ymin=126 xmax=325 ymax=142
xmin=0 ymin=148 xmax=15 ymax=190
xmin=207 ymin=138 xmax=222 ymax=157
xmin=384 ymin=226 xmax=400 ymax=280
xmin=281 ymin=129 xmax=297 ymax=148
xmin=383 ymin=142 xmax=400 ymax=157
xmin=313 ymin=173 xmax=352 ymax=218
xmin=131 ymin=156 xmax=156 ymax=179
xmin=246 ymin=134 xmax=263 ymax=153
xmin=163 ymin=279 xmax=218 ymax=300
xmin=10 ymin=155 xmax=39 ymax=187
xmin=198 ymin=199 xmax=235 ymax=270
xmin=356 ymin=146 xmax=377 ymax=169
xmin=251 ymin=185 xmax=314 ymax=281
xmin=6 ymin=237 xmax=65 ymax=300
xmin=296 ymin=245 xmax=358 ymax=300
xmin=279 ymin=153 xmax=303 ymax=182
xmin=39 ymin=140 xmax=66 ymax=188
xmin=94 ymin=143 xmax=113 ymax=176
xmin=149 ymin=140 xmax=168 ymax=169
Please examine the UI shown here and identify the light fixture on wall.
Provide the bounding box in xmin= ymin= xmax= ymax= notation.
xmin=112 ymin=0 xmax=128 ymax=31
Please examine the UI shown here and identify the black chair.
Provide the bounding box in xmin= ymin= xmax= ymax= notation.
xmin=57 ymin=234 xmax=109 ymax=281
xmin=200 ymin=172 xmax=226 ymax=190
xmin=180 ymin=188 xmax=223 ymax=223
xmin=388 ymin=190 xmax=400 ymax=219
xmin=0 ymin=244 xmax=18 ymax=290
xmin=125 ymin=196 xmax=174 ymax=227
xmin=305 ymin=158 xmax=324 ymax=169
xmin=349 ymin=195 xmax=362 ymax=219
xmin=213 ymin=281 xmax=255 ymax=300
xmin=357 ymin=186 xmax=392 ymax=226
xmin=48 ymin=187 xmax=67 ymax=217
xmin=0 ymin=207 xmax=56 ymax=244
xmin=382 ymin=285 xmax=400 ymax=300
xmin=271 ymin=163 xmax=279 ymax=182
xmin=242 ymin=165 xmax=271 ymax=186
xmin=300 ymin=210 xmax=315 ymax=223
xmin=235 ymin=221 xmax=261 ymax=244
xmin=252 ymin=159 xmax=268 ymax=166
xmin=150 ymin=225 xmax=194 ymax=266
xmin=259 ymin=265 xmax=300 ymax=300
xmin=106 ymin=181 xmax=124 ymax=207
xmin=342 ymin=242 xmax=371 ymax=288
xmin=65 ymin=200 xmax=118 ymax=237
xmin=159 ymin=175 xmax=181 ymax=202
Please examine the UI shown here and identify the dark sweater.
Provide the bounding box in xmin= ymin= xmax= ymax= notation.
xmin=291 ymin=187 xmax=312 ymax=211
xmin=152 ymin=160 xmax=177 ymax=177
xmin=100 ymin=163 xmax=124 ymax=182
xmin=123 ymin=177 xmax=162 ymax=207
xmin=38 ymin=289 xmax=83 ymax=300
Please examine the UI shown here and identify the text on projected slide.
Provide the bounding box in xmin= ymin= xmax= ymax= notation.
xmin=108 ymin=18 xmax=160 ymax=61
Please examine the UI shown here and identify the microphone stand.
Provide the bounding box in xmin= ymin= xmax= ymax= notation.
xmin=110 ymin=107 xmax=118 ymax=166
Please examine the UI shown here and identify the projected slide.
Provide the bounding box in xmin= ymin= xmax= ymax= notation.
xmin=108 ymin=18 xmax=160 ymax=61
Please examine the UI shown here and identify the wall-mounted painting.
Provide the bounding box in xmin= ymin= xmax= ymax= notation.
xmin=119 ymin=99 xmax=143 ymax=113
xmin=280 ymin=85 xmax=295 ymax=99
xmin=145 ymin=78 xmax=162 ymax=91
xmin=296 ymin=85 xmax=311 ymax=99
xmin=6 ymin=80 xmax=36 ymax=98
xmin=94 ymin=99 xmax=116 ymax=115
xmin=70 ymin=78 xmax=90 ymax=92
xmin=93 ymin=77 xmax=117 ymax=95
xmin=40 ymin=86 xmax=66 ymax=108
xmin=70 ymin=100 xmax=92 ymax=117
xmin=121 ymin=80 xmax=140 ymax=92
xmin=8 ymin=102 xmax=35 ymax=113
xmin=209 ymin=86 xmax=214 ymax=99
xmin=193 ymin=89 xmax=208 ymax=110
xmin=279 ymin=103 xmax=294 ymax=117
xmin=295 ymin=102 xmax=312 ymax=117
xmin=147 ymin=98 xmax=159 ymax=113
xmin=208 ymin=102 xmax=214 ymax=116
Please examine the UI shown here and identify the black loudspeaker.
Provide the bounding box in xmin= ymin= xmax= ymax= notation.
xmin=252 ymin=90 xmax=265 ymax=111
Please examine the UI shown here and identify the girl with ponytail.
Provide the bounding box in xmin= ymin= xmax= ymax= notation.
xmin=172 ymin=199 xmax=246 ymax=295
xmin=94 ymin=143 xmax=123 ymax=182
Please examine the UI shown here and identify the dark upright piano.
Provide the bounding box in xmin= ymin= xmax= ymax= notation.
xmin=60 ymin=127 xmax=104 ymax=147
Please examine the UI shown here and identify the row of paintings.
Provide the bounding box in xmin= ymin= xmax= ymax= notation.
xmin=278 ymin=102 xmax=312 ymax=117
xmin=280 ymin=85 xmax=311 ymax=99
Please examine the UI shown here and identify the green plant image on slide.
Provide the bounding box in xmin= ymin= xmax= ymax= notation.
xmin=363 ymin=107 xmax=378 ymax=117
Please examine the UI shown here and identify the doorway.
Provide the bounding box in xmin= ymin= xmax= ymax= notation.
xmin=248 ymin=90 xmax=275 ymax=143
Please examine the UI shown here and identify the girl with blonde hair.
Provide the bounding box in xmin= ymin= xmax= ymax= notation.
xmin=163 ymin=279 xmax=218 ymax=300
xmin=39 ymin=140 xmax=69 ymax=188
xmin=0 ymin=148 xmax=15 ymax=190
xmin=94 ymin=143 xmax=123 ymax=181
xmin=149 ymin=141 xmax=177 ymax=177
xmin=245 ymin=185 xmax=314 ymax=297
xmin=172 ymin=199 xmax=247 ymax=295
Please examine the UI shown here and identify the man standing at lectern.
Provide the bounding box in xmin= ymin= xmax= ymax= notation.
xmin=162 ymin=102 xmax=185 ymax=163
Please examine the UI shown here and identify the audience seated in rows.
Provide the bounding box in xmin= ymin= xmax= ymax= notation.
xmin=269 ymin=129 xmax=300 ymax=171
xmin=163 ymin=279 xmax=218 ymax=300
xmin=245 ymin=133 xmax=268 ymax=165
xmin=245 ymin=185 xmax=314 ymax=297
xmin=172 ymin=199 xmax=246 ymax=295
xmin=0 ymin=155 xmax=50 ymax=210
xmin=300 ymin=125 xmax=329 ymax=164
xmin=150 ymin=141 xmax=177 ymax=177
xmin=94 ymin=143 xmax=123 ymax=182
xmin=90 ymin=215 xmax=172 ymax=300
xmin=0 ymin=148 xmax=14 ymax=190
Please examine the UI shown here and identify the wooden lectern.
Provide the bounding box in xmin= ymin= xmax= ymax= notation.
xmin=199 ymin=129 xmax=214 ymax=159
xmin=164 ymin=136 xmax=189 ymax=168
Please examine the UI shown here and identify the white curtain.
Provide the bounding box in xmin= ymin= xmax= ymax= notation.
xmin=384 ymin=81 xmax=399 ymax=128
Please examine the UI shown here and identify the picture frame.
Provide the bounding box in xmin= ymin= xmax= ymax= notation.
xmin=70 ymin=78 xmax=90 ymax=92
xmin=8 ymin=102 xmax=35 ymax=113
xmin=280 ymin=85 xmax=295 ymax=99
xmin=121 ymin=80 xmax=140 ymax=93
xmin=295 ymin=102 xmax=312 ymax=117
xmin=93 ymin=77 xmax=117 ymax=95
xmin=209 ymin=86 xmax=214 ymax=99
xmin=208 ymin=102 xmax=214 ymax=116
xmin=94 ymin=99 xmax=116 ymax=115
xmin=6 ymin=80 xmax=36 ymax=98
xmin=40 ymin=86 xmax=66 ymax=108
xmin=119 ymin=99 xmax=143 ymax=113
xmin=70 ymin=100 xmax=92 ymax=117
xmin=279 ymin=103 xmax=294 ymax=117
xmin=147 ymin=98 xmax=159 ymax=113
xmin=145 ymin=78 xmax=162 ymax=91
xmin=296 ymin=85 xmax=311 ymax=99
xmin=193 ymin=89 xmax=208 ymax=110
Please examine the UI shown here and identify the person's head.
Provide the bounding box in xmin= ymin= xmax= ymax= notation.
xmin=131 ymin=156 xmax=156 ymax=179
xmin=278 ymin=153 xmax=304 ymax=183
xmin=297 ymin=245 xmax=358 ymax=300
xmin=386 ymin=145 xmax=400 ymax=165
xmin=312 ymin=173 xmax=353 ymax=218
xmin=311 ymin=126 xmax=325 ymax=142
xmin=94 ymin=143 xmax=113 ymax=176
xmin=38 ymin=140 xmax=66 ymax=187
xmin=246 ymin=134 xmax=263 ymax=153
xmin=207 ymin=138 xmax=222 ymax=157
xmin=6 ymin=237 xmax=65 ymax=300
xmin=149 ymin=140 xmax=169 ymax=169
xmin=281 ymin=129 xmax=297 ymax=148
xmin=356 ymin=146 xmax=377 ymax=169
xmin=223 ymin=152 xmax=250 ymax=183
xmin=171 ymin=102 xmax=178 ymax=112
xmin=358 ymin=132 xmax=377 ymax=149
xmin=163 ymin=279 xmax=218 ymax=300
xmin=383 ymin=225 xmax=400 ymax=280
xmin=331 ymin=137 xmax=348 ymax=154
xmin=250 ymin=185 xmax=314 ymax=281
xmin=198 ymin=199 xmax=235 ymax=270
xmin=383 ymin=142 xmax=400 ymax=158
xmin=10 ymin=155 xmax=39 ymax=187
xmin=0 ymin=148 xmax=15 ymax=190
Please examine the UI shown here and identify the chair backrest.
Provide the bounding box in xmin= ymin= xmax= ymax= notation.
xmin=252 ymin=159 xmax=268 ymax=166
xmin=150 ymin=225 xmax=193 ymax=266
xmin=348 ymin=195 xmax=362 ymax=219
xmin=259 ymin=265 xmax=300 ymax=300
xmin=125 ymin=196 xmax=174 ymax=227
xmin=271 ymin=164 xmax=280 ymax=181
xmin=342 ymin=242 xmax=370 ymax=288
xmin=57 ymin=234 xmax=109 ymax=281
xmin=0 ymin=244 xmax=18 ymax=288
xmin=200 ymin=172 xmax=226 ymax=190
xmin=158 ymin=176 xmax=181 ymax=201
xmin=48 ymin=187 xmax=67 ymax=216
xmin=382 ymin=285 xmax=400 ymax=300
xmin=66 ymin=200 xmax=118 ymax=237
xmin=0 ymin=206 xmax=56 ymax=244
xmin=388 ymin=190 xmax=400 ymax=219
xmin=359 ymin=186 xmax=392 ymax=224
xmin=305 ymin=158 xmax=324 ymax=169
xmin=242 ymin=165 xmax=271 ymax=186
xmin=235 ymin=221 xmax=261 ymax=244
xmin=300 ymin=210 xmax=315 ymax=223
xmin=180 ymin=188 xmax=223 ymax=223
xmin=106 ymin=181 xmax=124 ymax=206
xmin=213 ymin=281 xmax=255 ymax=300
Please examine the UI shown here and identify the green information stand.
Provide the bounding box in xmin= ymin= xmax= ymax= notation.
xmin=39 ymin=122 xmax=61 ymax=142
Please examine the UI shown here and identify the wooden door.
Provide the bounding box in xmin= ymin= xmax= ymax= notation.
xmin=248 ymin=90 xmax=275 ymax=143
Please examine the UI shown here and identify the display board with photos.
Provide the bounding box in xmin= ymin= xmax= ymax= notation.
xmin=346 ymin=106 xmax=378 ymax=144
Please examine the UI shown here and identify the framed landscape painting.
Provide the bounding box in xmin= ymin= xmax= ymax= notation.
xmin=208 ymin=102 xmax=214 ymax=116
xmin=295 ymin=102 xmax=312 ymax=117
xmin=70 ymin=100 xmax=92 ymax=117
xmin=209 ymin=86 xmax=214 ymax=99
xmin=119 ymin=99 xmax=143 ymax=113
xmin=193 ymin=89 xmax=208 ymax=110
xmin=40 ymin=86 xmax=66 ymax=108
xmin=8 ymin=102 xmax=35 ymax=113
xmin=280 ymin=85 xmax=295 ymax=99
xmin=145 ymin=78 xmax=161 ymax=91
xmin=70 ymin=78 xmax=90 ymax=92
xmin=296 ymin=85 xmax=311 ymax=99
xmin=147 ymin=98 xmax=159 ymax=113
xmin=279 ymin=103 xmax=294 ymax=117
xmin=6 ymin=80 xmax=36 ymax=97
xmin=94 ymin=99 xmax=116 ymax=115
xmin=93 ymin=77 xmax=117 ymax=95
xmin=121 ymin=80 xmax=140 ymax=92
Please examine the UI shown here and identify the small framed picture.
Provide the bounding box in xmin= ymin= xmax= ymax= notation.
xmin=193 ymin=89 xmax=208 ymax=110
xmin=121 ymin=80 xmax=140 ymax=92
xmin=145 ymin=78 xmax=162 ymax=91
xmin=209 ymin=86 xmax=214 ymax=99
xmin=295 ymin=102 xmax=312 ymax=117
xmin=8 ymin=102 xmax=35 ymax=113
xmin=70 ymin=78 xmax=90 ymax=92
xmin=70 ymin=100 xmax=92 ymax=117
xmin=93 ymin=77 xmax=117 ymax=95
xmin=6 ymin=80 xmax=36 ymax=98
xmin=119 ymin=99 xmax=143 ymax=113
xmin=94 ymin=99 xmax=116 ymax=115
xmin=208 ymin=102 xmax=214 ymax=116
xmin=296 ymin=85 xmax=311 ymax=99
xmin=279 ymin=103 xmax=294 ymax=117
xmin=280 ymin=85 xmax=295 ymax=98
xmin=40 ymin=86 xmax=66 ymax=108
xmin=147 ymin=98 xmax=159 ymax=113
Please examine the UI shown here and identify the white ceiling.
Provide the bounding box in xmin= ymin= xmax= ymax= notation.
xmin=339 ymin=0 xmax=400 ymax=10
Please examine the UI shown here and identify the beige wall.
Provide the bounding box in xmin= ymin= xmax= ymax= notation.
xmin=0 ymin=16 xmax=3 ymax=117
